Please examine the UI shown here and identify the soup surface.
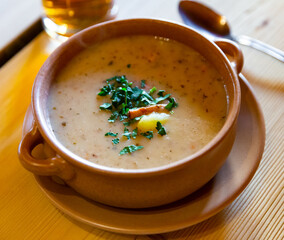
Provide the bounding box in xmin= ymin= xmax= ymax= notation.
xmin=47 ymin=35 xmax=228 ymax=169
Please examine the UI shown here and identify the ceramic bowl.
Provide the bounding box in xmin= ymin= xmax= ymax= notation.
xmin=18 ymin=19 xmax=243 ymax=208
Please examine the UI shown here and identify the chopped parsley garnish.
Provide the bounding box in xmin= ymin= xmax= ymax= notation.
xmin=165 ymin=97 xmax=178 ymax=111
xmin=122 ymin=127 xmax=132 ymax=140
xmin=154 ymin=94 xmax=171 ymax=104
xmin=149 ymin=87 xmax=157 ymax=95
xmin=112 ymin=138 xmax=120 ymax=145
xmin=108 ymin=111 xmax=119 ymax=122
xmin=123 ymin=116 xmax=142 ymax=126
xmin=132 ymin=128 xmax=138 ymax=139
xmin=141 ymin=80 xmax=146 ymax=88
xmin=98 ymin=76 xmax=157 ymax=122
xmin=119 ymin=145 xmax=144 ymax=155
xmin=122 ymin=127 xmax=138 ymax=139
xmin=157 ymin=90 xmax=165 ymax=96
xmin=123 ymin=121 xmax=131 ymax=127
xmin=99 ymin=102 xmax=112 ymax=110
xmin=105 ymin=132 xmax=118 ymax=137
xmin=98 ymin=75 xmax=177 ymax=154
xmin=141 ymin=131 xmax=154 ymax=139
xmin=156 ymin=121 xmax=167 ymax=136
xmin=127 ymin=64 xmax=131 ymax=68
xmin=98 ymin=83 xmax=113 ymax=96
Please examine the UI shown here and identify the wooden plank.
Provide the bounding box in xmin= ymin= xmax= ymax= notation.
xmin=0 ymin=19 xmax=42 ymax=67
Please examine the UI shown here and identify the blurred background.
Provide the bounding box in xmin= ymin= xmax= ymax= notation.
xmin=1 ymin=0 xmax=283 ymax=83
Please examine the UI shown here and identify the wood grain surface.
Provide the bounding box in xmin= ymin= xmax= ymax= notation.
xmin=0 ymin=0 xmax=283 ymax=239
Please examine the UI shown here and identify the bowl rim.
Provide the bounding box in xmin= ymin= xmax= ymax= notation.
xmin=32 ymin=18 xmax=241 ymax=176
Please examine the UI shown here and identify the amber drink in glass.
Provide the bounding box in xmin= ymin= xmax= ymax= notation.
xmin=42 ymin=0 xmax=117 ymax=40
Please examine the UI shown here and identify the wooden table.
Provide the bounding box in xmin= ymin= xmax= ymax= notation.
xmin=0 ymin=0 xmax=41 ymax=50
xmin=0 ymin=0 xmax=283 ymax=239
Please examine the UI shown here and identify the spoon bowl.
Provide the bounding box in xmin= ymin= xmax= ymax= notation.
xmin=179 ymin=0 xmax=231 ymax=39
xmin=179 ymin=0 xmax=284 ymax=62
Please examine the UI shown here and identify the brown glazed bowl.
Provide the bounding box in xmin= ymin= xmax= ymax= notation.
xmin=18 ymin=19 xmax=243 ymax=209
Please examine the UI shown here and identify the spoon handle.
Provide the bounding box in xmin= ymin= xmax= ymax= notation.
xmin=235 ymin=35 xmax=284 ymax=62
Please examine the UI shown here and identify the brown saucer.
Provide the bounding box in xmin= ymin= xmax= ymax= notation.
xmin=27 ymin=74 xmax=265 ymax=234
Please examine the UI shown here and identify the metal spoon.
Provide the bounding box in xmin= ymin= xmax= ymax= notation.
xmin=179 ymin=0 xmax=284 ymax=62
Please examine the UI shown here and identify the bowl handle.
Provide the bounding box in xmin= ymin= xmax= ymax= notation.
xmin=18 ymin=122 xmax=75 ymax=181
xmin=214 ymin=39 xmax=244 ymax=74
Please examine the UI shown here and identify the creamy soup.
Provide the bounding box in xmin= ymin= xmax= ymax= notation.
xmin=47 ymin=35 xmax=228 ymax=169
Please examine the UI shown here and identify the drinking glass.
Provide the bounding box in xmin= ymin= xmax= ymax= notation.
xmin=41 ymin=0 xmax=117 ymax=40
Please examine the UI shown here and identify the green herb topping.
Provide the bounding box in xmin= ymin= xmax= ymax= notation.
xmin=141 ymin=131 xmax=154 ymax=139
xmin=99 ymin=102 xmax=112 ymax=110
xmin=122 ymin=127 xmax=138 ymax=140
xmin=122 ymin=127 xmax=132 ymax=140
xmin=141 ymin=80 xmax=146 ymax=88
xmin=119 ymin=145 xmax=144 ymax=155
xmin=156 ymin=121 xmax=167 ymax=136
xmin=123 ymin=116 xmax=142 ymax=126
xmin=105 ymin=132 xmax=118 ymax=137
xmin=154 ymin=94 xmax=171 ymax=104
xmin=149 ymin=87 xmax=157 ymax=95
xmin=157 ymin=90 xmax=165 ymax=96
xmin=132 ymin=128 xmax=138 ymax=139
xmin=99 ymin=75 xmax=177 ymax=155
xmin=112 ymin=138 xmax=120 ymax=145
xmin=165 ymin=97 xmax=178 ymax=111
xmin=98 ymin=76 xmax=177 ymax=123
